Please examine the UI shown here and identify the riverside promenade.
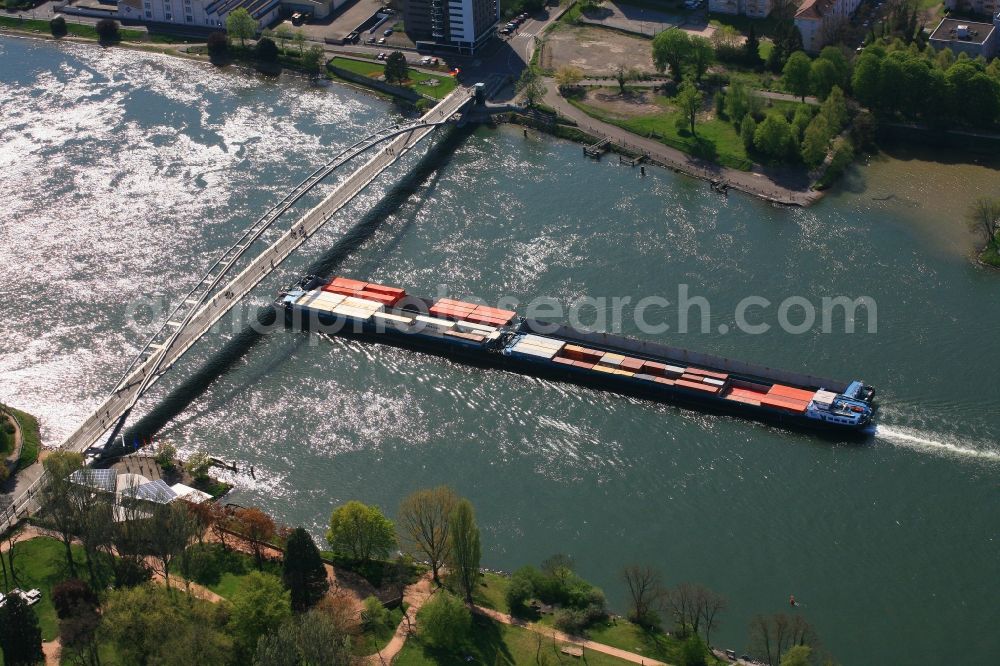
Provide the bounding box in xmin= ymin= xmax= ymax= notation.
xmin=541 ymin=80 xmax=822 ymax=207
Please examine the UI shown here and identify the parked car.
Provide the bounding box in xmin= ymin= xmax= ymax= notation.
xmin=377 ymin=52 xmax=387 ymax=59
xmin=383 ymin=28 xmax=393 ymax=36
xmin=499 ymin=27 xmax=511 ymax=35
xmin=0 ymin=592 xmax=6 ymax=608
xmin=377 ymin=37 xmax=387 ymax=44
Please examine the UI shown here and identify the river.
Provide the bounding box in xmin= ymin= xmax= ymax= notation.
xmin=1 ymin=36 xmax=998 ymax=666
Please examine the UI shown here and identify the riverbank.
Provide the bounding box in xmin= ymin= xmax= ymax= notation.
xmin=538 ymin=80 xmax=821 ymax=206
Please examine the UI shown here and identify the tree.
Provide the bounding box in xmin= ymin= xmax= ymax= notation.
xmin=95 ymin=18 xmax=120 ymax=43
xmin=0 ymin=595 xmax=44 ymax=666
xmin=101 ymin=584 xmax=231 ymax=666
xmin=966 ymin=198 xmax=1000 ymax=248
xmin=819 ymin=85 xmax=848 ymax=133
xmin=652 ymin=28 xmax=691 ymax=80
xmin=254 ymin=610 xmax=351 ymax=666
xmin=39 ymin=450 xmax=85 ymax=577
xmin=384 ymin=51 xmax=408 ymax=84
xmin=207 ymin=31 xmax=228 ymax=57
xmin=615 ymin=63 xmax=631 ymax=95
xmin=53 ymin=580 xmax=101 ymax=666
xmin=72 ymin=487 xmax=113 ymax=587
xmin=809 ymin=58 xmax=838 ymax=100
xmin=689 ymin=36 xmax=714 ymax=83
xmin=185 ymin=451 xmax=212 ymax=481
xmin=740 ymin=114 xmax=757 ymax=151
xmin=744 ymin=25 xmax=762 ymax=69
xmin=724 ymin=81 xmax=752 ymax=124
xmin=398 ymin=486 xmax=457 ymax=585
xmin=818 ymin=46 xmax=850 ymax=90
xmin=275 ymin=24 xmax=293 ymax=52
xmin=505 ymin=572 xmax=534 ymax=614
xmin=676 ymin=80 xmax=703 ymax=136
xmin=326 ymin=501 xmax=395 ymax=562
xmin=754 ymin=114 xmax=794 ymax=159
xmin=447 ymin=499 xmax=481 ymax=603
xmin=283 ymin=527 xmax=329 ymax=612
xmin=622 ymin=565 xmax=664 ymax=627
xmin=681 ymin=635 xmax=708 ymax=666
xmin=748 ymin=613 xmax=817 ymax=666
xmin=256 ymin=37 xmax=279 ymax=62
xmin=293 ymin=30 xmax=306 ymax=56
xmin=50 ymin=15 xmax=67 ymax=38
xmin=782 ymin=51 xmax=812 ymax=101
xmin=698 ymin=587 xmax=727 ymax=648
xmin=419 ymin=591 xmax=471 ymax=650
xmin=779 ymin=645 xmax=812 ymax=666
xmin=801 ymin=115 xmax=831 ymax=168
xmin=147 ymin=500 xmax=200 ymax=592
xmin=226 ymin=7 xmax=256 ymax=48
xmin=229 ymin=572 xmax=293 ymax=662
xmin=851 ymin=52 xmax=882 ymax=109
xmin=555 ymin=65 xmax=583 ymax=89
xmin=301 ymin=45 xmax=325 ymax=79
xmin=518 ymin=68 xmax=546 ymax=106
xmin=233 ymin=506 xmax=277 ymax=569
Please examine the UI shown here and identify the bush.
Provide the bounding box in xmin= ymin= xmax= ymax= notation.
xmin=185 ymin=542 xmax=245 ymax=586
xmin=361 ymin=596 xmax=390 ymax=630
xmin=256 ymin=36 xmax=278 ymax=62
xmin=95 ymin=19 xmax=120 ymax=43
xmin=207 ymin=31 xmax=228 ymax=57
xmin=681 ymin=635 xmax=708 ymax=666
xmin=505 ymin=573 xmax=533 ymax=614
xmin=419 ymin=592 xmax=470 ymax=650
xmin=50 ymin=15 xmax=67 ymax=38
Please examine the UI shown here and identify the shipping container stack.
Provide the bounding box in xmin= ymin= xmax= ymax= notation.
xmin=428 ymin=298 xmax=517 ymax=327
xmin=322 ymin=277 xmax=407 ymax=307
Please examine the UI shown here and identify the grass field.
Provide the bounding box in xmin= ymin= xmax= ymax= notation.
xmin=3 ymin=405 xmax=41 ymax=469
xmin=0 ymin=536 xmax=92 ymax=642
xmin=328 ymin=56 xmax=457 ymax=100
xmin=569 ymin=94 xmax=753 ymax=170
xmin=395 ymin=614 xmax=637 ymax=666
xmin=473 ymin=572 xmax=511 ymax=613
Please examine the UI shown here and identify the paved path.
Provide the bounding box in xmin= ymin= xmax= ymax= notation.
xmin=366 ymin=572 xmax=435 ymax=664
xmin=474 ymin=605 xmax=671 ymax=666
xmin=541 ymin=81 xmax=821 ymax=207
xmin=577 ymin=79 xmax=821 ymax=105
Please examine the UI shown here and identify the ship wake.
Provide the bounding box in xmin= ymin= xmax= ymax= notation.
xmin=875 ymin=425 xmax=1000 ymax=462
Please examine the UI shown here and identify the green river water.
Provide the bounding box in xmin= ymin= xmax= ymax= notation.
xmin=1 ymin=36 xmax=998 ymax=665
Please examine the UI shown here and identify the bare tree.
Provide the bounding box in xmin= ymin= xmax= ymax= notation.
xmin=39 ymin=451 xmax=85 ymax=577
xmin=967 ymin=197 xmax=1000 ymax=247
xmin=699 ymin=588 xmax=727 ymax=648
xmin=748 ymin=612 xmax=817 ymax=666
xmin=71 ymin=487 xmax=113 ymax=587
xmin=621 ymin=565 xmax=664 ymax=626
xmin=146 ymin=501 xmax=200 ymax=593
xmin=232 ymin=506 xmax=276 ymax=569
xmin=397 ymin=486 xmax=457 ymax=585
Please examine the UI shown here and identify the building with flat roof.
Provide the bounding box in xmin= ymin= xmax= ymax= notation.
xmin=945 ymin=0 xmax=1000 ymax=17
xmin=405 ymin=0 xmax=499 ymax=55
xmin=708 ymin=0 xmax=772 ymax=19
xmin=929 ymin=16 xmax=1000 ymax=58
xmin=794 ymin=0 xmax=862 ymax=52
xmin=114 ymin=0 xmax=280 ymax=29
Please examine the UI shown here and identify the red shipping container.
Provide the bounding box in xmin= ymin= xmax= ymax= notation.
xmin=768 ymin=384 xmax=816 ymax=402
xmin=323 ymin=285 xmax=362 ymax=297
xmin=329 ymin=277 xmax=368 ymax=290
xmin=551 ymin=356 xmax=575 ymax=366
xmin=675 ymin=379 xmax=718 ymax=393
xmin=620 ymin=357 xmax=645 ymax=371
xmin=572 ymin=361 xmax=596 ymax=370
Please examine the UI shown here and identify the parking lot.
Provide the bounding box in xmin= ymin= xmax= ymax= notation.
xmin=542 ymin=23 xmax=657 ymax=76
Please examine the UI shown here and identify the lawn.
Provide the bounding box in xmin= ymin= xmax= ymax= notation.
xmin=202 ymin=548 xmax=282 ymax=600
xmin=0 ymin=536 xmax=91 ymax=642
xmin=4 ymin=405 xmax=41 ymax=469
xmin=708 ymin=12 xmax=783 ymax=38
xmin=473 ymin=571 xmax=511 ymax=613
xmin=395 ymin=614 xmax=638 ymax=666
xmin=328 ymin=56 xmax=457 ymax=100
xmin=568 ymin=94 xmax=754 ymax=170
xmin=0 ymin=15 xmax=145 ymax=41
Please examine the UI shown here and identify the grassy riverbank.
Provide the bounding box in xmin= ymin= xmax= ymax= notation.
xmin=328 ymin=56 xmax=457 ymax=100
xmin=2 ymin=404 xmax=41 ymax=469
xmin=0 ymin=15 xmax=144 ymax=41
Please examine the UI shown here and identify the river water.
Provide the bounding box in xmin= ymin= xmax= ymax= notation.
xmin=1 ymin=36 xmax=998 ymax=665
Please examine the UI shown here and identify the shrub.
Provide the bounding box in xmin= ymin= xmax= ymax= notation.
xmin=95 ymin=19 xmax=120 ymax=43
xmin=505 ymin=573 xmax=534 ymax=614
xmin=681 ymin=635 xmax=708 ymax=666
xmin=419 ymin=592 xmax=470 ymax=650
xmin=50 ymin=15 xmax=68 ymax=38
xmin=207 ymin=31 xmax=228 ymax=57
xmin=360 ymin=596 xmax=389 ymax=630
xmin=256 ymin=37 xmax=278 ymax=62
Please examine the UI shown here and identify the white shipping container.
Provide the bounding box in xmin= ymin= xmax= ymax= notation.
xmin=456 ymin=321 xmax=497 ymax=333
xmin=520 ymin=334 xmax=563 ymax=349
xmin=374 ymin=312 xmax=414 ymax=324
xmin=331 ymin=305 xmax=376 ymax=320
xmin=704 ymin=377 xmax=726 ymax=387
xmin=510 ymin=346 xmax=557 ymax=359
xmin=342 ymin=296 xmax=383 ymax=311
xmin=415 ymin=315 xmax=456 ymax=329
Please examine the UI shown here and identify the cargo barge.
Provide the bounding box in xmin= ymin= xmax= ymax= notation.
xmin=277 ymin=276 xmax=877 ymax=436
